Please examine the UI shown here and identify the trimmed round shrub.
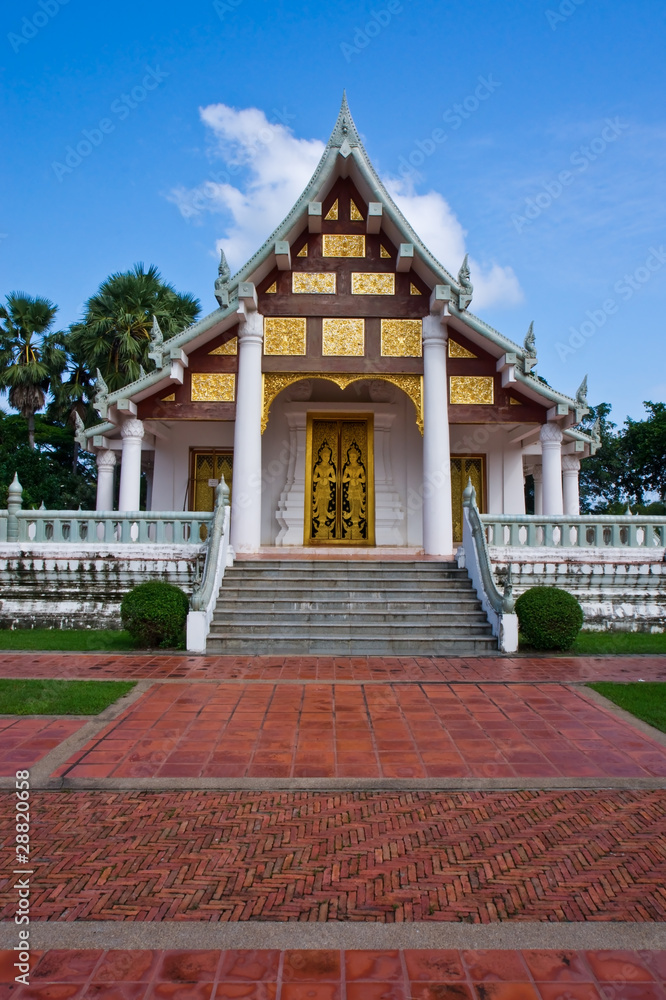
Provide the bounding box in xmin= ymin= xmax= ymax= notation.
xmin=515 ymin=586 xmax=584 ymax=651
xmin=120 ymin=581 xmax=189 ymax=649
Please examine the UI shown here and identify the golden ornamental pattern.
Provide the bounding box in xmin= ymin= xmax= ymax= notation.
xmin=209 ymin=337 xmax=238 ymax=356
xmin=448 ymin=339 xmax=477 ymax=359
xmin=351 ymin=273 xmax=395 ymax=295
xmin=322 ymin=318 xmax=365 ymax=356
xmin=264 ymin=317 xmax=307 ymax=356
xmin=261 ymin=373 xmax=423 ymax=434
xmin=380 ymin=319 xmax=422 ymax=357
xmin=322 ymin=234 xmax=365 ymax=257
xmin=265 ymin=282 xmax=277 ymax=293
xmin=350 ymin=200 xmax=364 ymax=221
xmin=450 ymin=375 xmax=494 ymax=405
xmin=292 ymin=272 xmax=337 ymax=294
xmin=380 ymin=245 xmax=391 ymax=258
xmin=325 ymin=199 xmax=339 ymax=220
xmin=297 ymin=244 xmax=308 ymax=257
xmin=190 ymin=373 xmax=236 ymax=402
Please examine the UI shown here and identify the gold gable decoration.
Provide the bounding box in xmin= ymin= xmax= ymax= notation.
xmin=381 ymin=319 xmax=422 ymax=357
xmin=292 ymin=272 xmax=336 ymax=294
xmin=325 ymin=199 xmax=339 ymax=220
xmin=261 ymin=373 xmax=423 ymax=434
xmin=297 ymin=244 xmax=308 ymax=257
xmin=351 ymin=273 xmax=395 ymax=295
xmin=450 ymin=375 xmax=494 ymax=405
xmin=380 ymin=245 xmax=391 ymax=258
xmin=350 ymin=199 xmax=364 ymax=221
xmin=264 ymin=317 xmax=307 ymax=355
xmin=510 ymin=397 xmax=522 ymax=405
xmin=191 ymin=373 xmax=236 ymax=402
xmin=410 ymin=283 xmax=422 ymax=295
xmin=161 ymin=393 xmax=175 ymax=402
xmin=322 ymin=234 xmax=365 ymax=257
xmin=448 ymin=339 xmax=477 ymax=359
xmin=265 ymin=281 xmax=277 ymax=293
xmin=322 ymin=318 xmax=365 ymax=356
xmin=209 ymin=337 xmax=238 ymax=355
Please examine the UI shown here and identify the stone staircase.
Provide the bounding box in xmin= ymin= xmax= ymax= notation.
xmin=206 ymin=560 xmax=497 ymax=655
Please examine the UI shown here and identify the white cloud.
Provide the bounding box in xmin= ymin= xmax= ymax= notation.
xmin=167 ymin=104 xmax=523 ymax=306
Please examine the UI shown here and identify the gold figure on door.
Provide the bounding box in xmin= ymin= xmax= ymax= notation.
xmin=305 ymin=416 xmax=374 ymax=545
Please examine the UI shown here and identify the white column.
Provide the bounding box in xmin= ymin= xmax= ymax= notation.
xmin=421 ymin=314 xmax=453 ymax=556
xmin=230 ymin=307 xmax=264 ymax=553
xmin=95 ymin=450 xmax=116 ymax=511
xmin=562 ymin=455 xmax=581 ymax=515
xmin=503 ymin=445 xmax=526 ymax=515
xmin=540 ymin=423 xmax=564 ymax=515
xmin=118 ymin=419 xmax=144 ymax=512
xmin=532 ymin=464 xmax=543 ymax=515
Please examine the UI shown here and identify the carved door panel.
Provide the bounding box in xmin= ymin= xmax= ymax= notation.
xmin=305 ymin=416 xmax=374 ymax=545
xmin=450 ymin=455 xmax=485 ymax=542
xmin=190 ymin=451 xmax=233 ymax=512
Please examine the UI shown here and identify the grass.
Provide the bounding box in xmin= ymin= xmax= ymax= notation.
xmin=572 ymin=631 xmax=666 ymax=655
xmin=0 ymin=679 xmax=136 ymax=715
xmin=0 ymin=629 xmax=136 ymax=652
xmin=589 ymin=682 xmax=666 ymax=733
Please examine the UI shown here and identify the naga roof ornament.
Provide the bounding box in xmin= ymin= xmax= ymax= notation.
xmin=148 ymin=315 xmax=166 ymax=369
xmin=523 ymin=321 xmax=537 ymax=374
xmin=457 ymin=254 xmax=473 ymax=309
xmin=215 ymin=249 xmax=231 ymax=307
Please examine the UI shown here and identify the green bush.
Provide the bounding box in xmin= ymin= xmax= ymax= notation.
xmin=120 ymin=581 xmax=189 ymax=649
xmin=515 ymin=586 xmax=584 ymax=651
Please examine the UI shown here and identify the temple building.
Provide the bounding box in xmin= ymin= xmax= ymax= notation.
xmin=84 ymin=96 xmax=596 ymax=558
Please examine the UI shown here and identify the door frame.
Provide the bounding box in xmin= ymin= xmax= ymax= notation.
xmin=304 ymin=412 xmax=375 ymax=546
xmin=188 ymin=448 xmax=234 ymax=512
xmin=450 ymin=453 xmax=486 ymax=542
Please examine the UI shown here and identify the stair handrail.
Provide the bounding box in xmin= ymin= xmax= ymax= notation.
xmin=458 ymin=479 xmax=518 ymax=652
xmin=186 ymin=477 xmax=232 ymax=651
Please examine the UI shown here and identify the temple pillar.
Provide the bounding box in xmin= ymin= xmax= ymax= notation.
xmin=562 ymin=455 xmax=581 ymax=515
xmin=230 ymin=307 xmax=264 ymax=553
xmin=96 ymin=450 xmax=116 ymax=511
xmin=118 ymin=420 xmax=144 ymax=512
xmin=421 ymin=314 xmax=453 ymax=556
xmin=540 ymin=423 xmax=564 ymax=516
xmin=533 ymin=464 xmax=543 ymax=515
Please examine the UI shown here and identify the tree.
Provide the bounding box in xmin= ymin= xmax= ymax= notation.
xmin=578 ymin=403 xmax=626 ymax=512
xmin=622 ymin=402 xmax=666 ymax=504
xmin=0 ymin=293 xmax=67 ymax=449
xmin=47 ymin=341 xmax=97 ymax=472
xmin=68 ymin=263 xmax=200 ymax=393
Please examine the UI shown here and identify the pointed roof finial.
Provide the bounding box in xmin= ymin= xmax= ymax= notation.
xmin=524 ymin=321 xmax=536 ymax=357
xmin=215 ymin=248 xmax=231 ymax=308
xmin=458 ymin=254 xmax=473 ymax=294
xmin=576 ymin=375 xmax=588 ymax=407
xmin=329 ymin=91 xmax=361 ymax=149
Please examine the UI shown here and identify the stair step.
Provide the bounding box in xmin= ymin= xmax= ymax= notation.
xmin=206 ymin=637 xmax=498 ymax=655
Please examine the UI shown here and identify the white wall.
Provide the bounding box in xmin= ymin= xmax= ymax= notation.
xmin=151 ymin=422 xmax=235 ymax=511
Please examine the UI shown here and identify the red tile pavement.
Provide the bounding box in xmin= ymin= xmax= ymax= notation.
xmin=1 ymin=789 xmax=664 ymax=922
xmin=1 ymin=949 xmax=665 ymax=997
xmin=0 ymin=652 xmax=664 ymax=683
xmin=51 ymin=681 xmax=666 ymax=780
xmin=0 ymin=717 xmax=84 ymax=776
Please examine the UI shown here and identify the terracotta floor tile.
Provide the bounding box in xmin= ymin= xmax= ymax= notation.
xmin=344 ymin=951 xmax=403 ymax=981
xmin=155 ymin=950 xmax=219 ymax=982
xmin=584 ymin=951 xmax=656 ymax=982
xmin=536 ymin=985 xmax=602 ymax=1000
xmin=463 ymin=951 xmax=528 ymax=982
xmin=409 ymin=985 xmax=473 ymax=1000
xmin=92 ymin=950 xmax=158 ymax=982
xmin=471 ymin=984 xmax=539 ymax=999
xmin=404 ymin=952 xmax=466 ymax=981
xmin=32 ymin=949 xmax=104 ymax=982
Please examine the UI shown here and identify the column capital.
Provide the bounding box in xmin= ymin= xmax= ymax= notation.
xmin=96 ymin=449 xmax=117 ymax=468
xmin=120 ymin=418 xmax=144 ymax=441
xmin=237 ymin=306 xmax=264 ymax=345
xmin=421 ymin=313 xmax=448 ymax=347
xmin=532 ymin=463 xmax=542 ymax=484
xmin=540 ymin=422 xmax=563 ymax=445
xmin=562 ymin=455 xmax=581 ymax=473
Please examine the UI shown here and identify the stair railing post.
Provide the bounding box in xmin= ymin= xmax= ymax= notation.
xmin=7 ymin=473 xmax=23 ymax=542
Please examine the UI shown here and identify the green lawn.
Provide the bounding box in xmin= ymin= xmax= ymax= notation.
xmin=0 ymin=629 xmax=136 ymax=651
xmin=0 ymin=679 xmax=136 ymax=715
xmin=588 ymin=682 xmax=666 ymax=733
xmin=572 ymin=631 xmax=666 ymax=655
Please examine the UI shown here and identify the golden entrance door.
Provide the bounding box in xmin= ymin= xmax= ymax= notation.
xmin=189 ymin=451 xmax=233 ymax=512
xmin=451 ymin=455 xmax=485 ymax=542
xmin=305 ymin=416 xmax=375 ymax=545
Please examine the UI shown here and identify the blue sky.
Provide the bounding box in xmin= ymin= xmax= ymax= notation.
xmin=1 ymin=0 xmax=664 ymax=423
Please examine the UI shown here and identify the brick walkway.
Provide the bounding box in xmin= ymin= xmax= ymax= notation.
xmin=2 ymin=947 xmax=666 ymax=998
xmin=51 ymin=681 xmax=666 ymax=780
xmin=1 ymin=652 xmax=665 ymax=682
xmin=2 ymin=789 xmax=664 ymax=923
xmin=0 ymin=717 xmax=83 ymax=775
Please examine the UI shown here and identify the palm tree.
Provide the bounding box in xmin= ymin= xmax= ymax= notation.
xmin=69 ymin=263 xmax=201 ymax=393
xmin=47 ymin=341 xmax=97 ymax=471
xmin=0 ymin=293 xmax=67 ymax=449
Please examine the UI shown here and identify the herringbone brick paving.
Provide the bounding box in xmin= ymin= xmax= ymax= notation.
xmin=1 ymin=652 xmax=664 ymax=682
xmin=1 ymin=789 xmax=664 ymax=923
xmin=52 ymin=682 xmax=666 ymax=780
xmin=2 ymin=947 xmax=666 ymax=998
